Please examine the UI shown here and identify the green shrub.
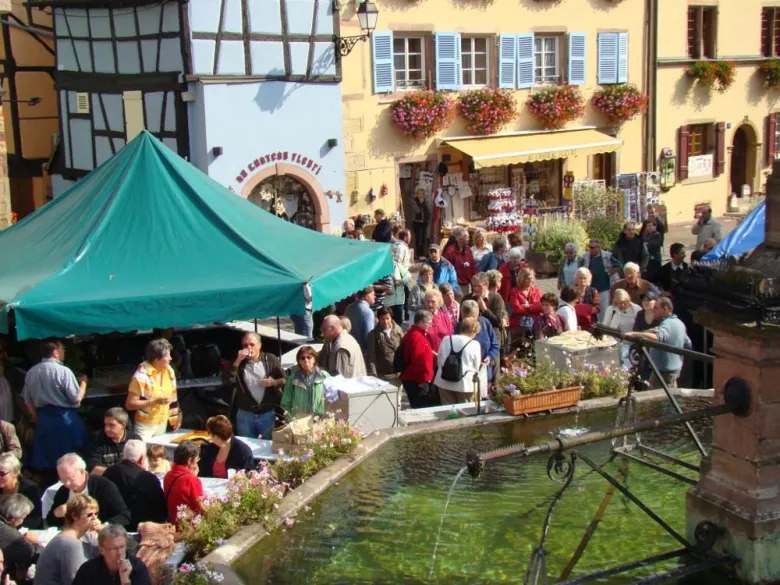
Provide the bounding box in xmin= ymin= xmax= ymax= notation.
xmin=533 ymin=219 xmax=589 ymax=264
xmin=574 ymin=184 xmax=620 ymax=220
xmin=585 ymin=216 xmax=622 ymax=249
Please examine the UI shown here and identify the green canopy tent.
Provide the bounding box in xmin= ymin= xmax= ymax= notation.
xmin=0 ymin=131 xmax=393 ymax=340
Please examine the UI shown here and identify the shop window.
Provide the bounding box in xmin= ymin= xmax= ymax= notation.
xmin=688 ymin=124 xmax=713 ymax=157
xmin=534 ymin=36 xmax=561 ymax=84
xmin=678 ymin=123 xmax=725 ymax=180
xmin=761 ymin=7 xmax=780 ymax=58
xmin=248 ymin=175 xmax=316 ymax=230
xmin=592 ymin=153 xmax=615 ymax=188
xmin=394 ymin=36 xmax=426 ymax=89
xmin=687 ymin=6 xmax=717 ymax=59
xmin=461 ymin=36 xmax=488 ymax=87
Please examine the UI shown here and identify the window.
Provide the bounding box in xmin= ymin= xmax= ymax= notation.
xmin=774 ymin=122 xmax=780 ymax=159
xmin=762 ymin=8 xmax=780 ymax=57
xmin=687 ymin=6 xmax=717 ymax=59
xmin=688 ymin=124 xmax=713 ymax=157
xmin=534 ymin=36 xmax=560 ymax=84
xmin=461 ymin=37 xmax=488 ymax=86
xmin=393 ymin=37 xmax=425 ymax=89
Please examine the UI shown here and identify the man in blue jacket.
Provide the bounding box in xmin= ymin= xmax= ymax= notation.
xmin=419 ymin=244 xmax=459 ymax=293
xmin=345 ymin=287 xmax=376 ymax=356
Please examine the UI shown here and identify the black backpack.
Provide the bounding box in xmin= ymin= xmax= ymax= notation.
xmin=393 ymin=340 xmax=406 ymax=373
xmin=440 ymin=336 xmax=473 ymax=382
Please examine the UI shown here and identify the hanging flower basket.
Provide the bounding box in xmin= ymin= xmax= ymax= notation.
xmin=759 ymin=60 xmax=780 ymax=90
xmin=390 ymin=90 xmax=454 ymax=139
xmin=526 ymin=84 xmax=585 ymax=130
xmin=687 ymin=60 xmax=736 ymax=93
xmin=458 ymin=88 xmax=517 ymax=135
xmin=591 ymin=83 xmax=649 ymax=125
xmin=503 ymin=386 xmax=582 ymax=415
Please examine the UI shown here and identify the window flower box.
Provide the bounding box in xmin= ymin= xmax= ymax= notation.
xmin=687 ymin=60 xmax=736 ymax=93
xmin=526 ymin=84 xmax=585 ymax=130
xmin=458 ymin=88 xmax=517 ymax=135
xmin=760 ymin=60 xmax=780 ymax=90
xmin=390 ymin=90 xmax=454 ymax=139
xmin=591 ymin=83 xmax=648 ymax=125
xmin=503 ymin=386 xmax=582 ymax=415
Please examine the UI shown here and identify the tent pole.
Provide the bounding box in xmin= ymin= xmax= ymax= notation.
xmin=254 ymin=318 xmax=258 ymax=333
xmin=276 ymin=317 xmax=282 ymax=358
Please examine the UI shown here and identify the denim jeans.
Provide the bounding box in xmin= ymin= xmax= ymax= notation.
xmin=236 ymin=409 xmax=276 ymax=440
xmin=290 ymin=309 xmax=314 ymax=339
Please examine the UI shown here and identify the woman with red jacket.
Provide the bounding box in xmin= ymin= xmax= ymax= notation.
xmin=508 ymin=268 xmax=543 ymax=345
xmin=422 ymin=289 xmax=453 ymax=353
xmin=163 ymin=440 xmax=203 ymax=526
xmin=399 ymin=310 xmax=436 ymax=408
xmin=443 ymin=227 xmax=476 ymax=295
xmin=499 ymin=248 xmax=530 ymax=302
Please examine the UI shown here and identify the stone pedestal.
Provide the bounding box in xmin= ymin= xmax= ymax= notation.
xmin=687 ymin=311 xmax=780 ymax=584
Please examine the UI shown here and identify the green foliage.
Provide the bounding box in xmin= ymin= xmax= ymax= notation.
xmin=585 ymin=216 xmax=622 ymax=249
xmin=498 ymin=357 xmax=628 ymax=399
xmin=574 ymin=184 xmax=620 ymax=220
xmin=533 ymin=219 xmax=589 ymax=264
xmin=687 ymin=60 xmax=735 ymax=93
xmin=760 ymin=60 xmax=780 ymax=89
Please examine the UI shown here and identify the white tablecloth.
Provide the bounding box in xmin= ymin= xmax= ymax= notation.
xmin=148 ymin=430 xmax=278 ymax=462
xmin=41 ymin=476 xmax=229 ymax=520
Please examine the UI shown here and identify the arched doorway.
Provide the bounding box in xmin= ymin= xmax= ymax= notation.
xmin=730 ymin=125 xmax=757 ymax=198
xmin=240 ymin=163 xmax=331 ymax=233
xmin=248 ymin=174 xmax=316 ymax=230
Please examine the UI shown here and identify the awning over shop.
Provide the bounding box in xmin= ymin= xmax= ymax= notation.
xmin=442 ymin=129 xmax=623 ymax=168
xmin=0 ymin=131 xmax=393 ymax=340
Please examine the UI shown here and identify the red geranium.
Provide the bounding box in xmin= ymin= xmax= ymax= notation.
xmin=390 ymin=91 xmax=454 ymax=139
xmin=458 ymin=88 xmax=517 ymax=135
xmin=526 ymin=84 xmax=585 ymax=130
xmin=591 ymin=83 xmax=648 ymax=124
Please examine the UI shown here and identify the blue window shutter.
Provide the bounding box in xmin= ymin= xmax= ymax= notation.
xmin=597 ymin=32 xmax=618 ymax=84
xmin=498 ymin=34 xmax=517 ymax=89
xmin=517 ymin=33 xmax=535 ymax=89
xmin=435 ymin=32 xmax=461 ymax=91
xmin=372 ymin=31 xmax=394 ymax=94
xmin=568 ymin=33 xmax=586 ymax=86
xmin=617 ymin=32 xmax=629 ymax=83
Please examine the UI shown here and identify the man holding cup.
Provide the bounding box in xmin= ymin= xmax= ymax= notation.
xmin=226 ymin=333 xmax=286 ymax=440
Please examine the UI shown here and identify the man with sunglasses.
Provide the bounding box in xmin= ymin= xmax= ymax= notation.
xmin=226 ymin=333 xmax=286 ymax=440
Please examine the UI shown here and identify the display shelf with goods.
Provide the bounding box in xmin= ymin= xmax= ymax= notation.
xmin=486 ymin=187 xmax=522 ymax=234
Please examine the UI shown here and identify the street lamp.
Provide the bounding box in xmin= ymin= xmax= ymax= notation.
xmin=0 ymin=90 xmax=42 ymax=106
xmin=333 ymin=0 xmax=379 ymax=59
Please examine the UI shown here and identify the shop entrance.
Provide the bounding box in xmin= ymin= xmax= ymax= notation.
xmin=730 ymin=125 xmax=756 ymax=197
xmin=399 ymin=161 xmax=435 ymax=259
xmin=248 ymin=175 xmax=316 ymax=230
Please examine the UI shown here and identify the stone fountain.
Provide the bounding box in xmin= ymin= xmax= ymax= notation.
xmin=683 ymin=160 xmax=780 ymax=584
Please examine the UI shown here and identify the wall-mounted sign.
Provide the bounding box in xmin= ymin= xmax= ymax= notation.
xmin=235 ymin=151 xmax=323 ymax=184
xmin=687 ymin=154 xmax=713 ymax=179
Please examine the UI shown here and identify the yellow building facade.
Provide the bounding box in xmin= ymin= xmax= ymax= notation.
xmin=0 ymin=3 xmax=58 ymax=221
xmin=654 ymin=0 xmax=777 ymax=222
xmin=339 ymin=0 xmax=647 ymax=236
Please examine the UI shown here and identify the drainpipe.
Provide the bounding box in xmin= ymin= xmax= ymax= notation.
xmin=644 ymin=0 xmax=659 ymax=173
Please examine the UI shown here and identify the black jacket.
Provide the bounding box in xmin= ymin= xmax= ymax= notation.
xmin=656 ymin=261 xmax=690 ymax=295
xmin=17 ymin=475 xmax=42 ymax=529
xmin=86 ymin=429 xmax=142 ymax=472
xmin=199 ymin=438 xmax=254 ymax=478
xmin=103 ymin=460 xmax=167 ymax=531
xmin=0 ymin=515 xmax=40 ymax=584
xmin=612 ymin=235 xmax=649 ymax=273
xmin=72 ymin=554 xmax=151 ymax=585
xmin=372 ymin=219 xmax=393 ymax=243
xmin=47 ymin=475 xmax=131 ymax=528
xmin=228 ymin=353 xmax=286 ymax=415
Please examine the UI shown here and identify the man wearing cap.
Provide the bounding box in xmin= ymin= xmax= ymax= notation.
xmin=420 ymin=244 xmax=459 ymax=293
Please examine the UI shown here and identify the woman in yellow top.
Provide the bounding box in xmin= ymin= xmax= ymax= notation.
xmin=125 ymin=338 xmax=182 ymax=441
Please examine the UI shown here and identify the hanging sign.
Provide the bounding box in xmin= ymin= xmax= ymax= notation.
xmin=235 ymin=151 xmax=323 ymax=185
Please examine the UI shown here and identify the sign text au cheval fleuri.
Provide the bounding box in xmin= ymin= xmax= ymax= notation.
xmin=235 ymin=151 xmax=323 ymax=185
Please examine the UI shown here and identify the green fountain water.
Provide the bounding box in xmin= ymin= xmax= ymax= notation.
xmin=234 ymin=399 xmax=738 ymax=585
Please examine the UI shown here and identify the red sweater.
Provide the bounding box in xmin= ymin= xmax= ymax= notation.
xmin=164 ymin=463 xmax=204 ymax=525
xmin=509 ymin=286 xmax=543 ymax=328
xmin=425 ymin=309 xmax=454 ymax=352
xmin=499 ymin=262 xmax=530 ymax=302
xmin=444 ymin=245 xmax=477 ymax=286
xmin=399 ymin=326 xmax=434 ymax=383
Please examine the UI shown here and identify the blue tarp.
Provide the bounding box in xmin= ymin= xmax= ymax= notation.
xmin=702 ymin=201 xmax=765 ymax=261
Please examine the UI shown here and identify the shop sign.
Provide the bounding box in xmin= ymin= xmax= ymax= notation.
xmin=687 ymin=154 xmax=713 ymax=178
xmin=235 ymin=151 xmax=323 ymax=184
xmin=526 ymin=149 xmax=576 ymax=162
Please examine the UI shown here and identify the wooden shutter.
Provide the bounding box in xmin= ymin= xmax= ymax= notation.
xmin=435 ymin=32 xmax=461 ymax=91
xmin=617 ymin=32 xmax=629 ymax=83
xmin=597 ymin=33 xmax=618 ymax=84
xmin=498 ymin=34 xmax=517 ymax=89
xmin=372 ymin=32 xmax=394 ymax=94
xmin=568 ymin=32 xmax=586 ymax=86
xmin=516 ymin=33 xmax=535 ymax=89
xmin=714 ymin=122 xmax=726 ymax=176
xmin=762 ymin=8 xmax=771 ymax=57
xmin=769 ymin=114 xmax=778 ymax=165
xmin=774 ymin=9 xmax=780 ymax=57
xmin=678 ymin=125 xmax=690 ymax=181
xmin=703 ymin=8 xmax=716 ymax=59
xmin=687 ymin=7 xmax=697 ymax=58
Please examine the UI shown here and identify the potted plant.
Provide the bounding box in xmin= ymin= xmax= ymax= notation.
xmin=759 ymin=59 xmax=780 ymax=89
xmin=458 ymin=88 xmax=517 ymax=135
xmin=499 ymin=358 xmax=582 ymax=415
xmin=687 ymin=60 xmax=736 ymax=93
xmin=390 ymin=90 xmax=454 ymax=139
xmin=526 ymin=84 xmax=585 ymax=130
xmin=591 ymin=83 xmax=648 ymax=125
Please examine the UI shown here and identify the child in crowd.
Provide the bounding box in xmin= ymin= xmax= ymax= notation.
xmin=147 ymin=444 xmax=171 ymax=474
xmin=557 ymin=286 xmax=579 ymax=333
xmin=533 ymin=293 xmax=568 ymax=340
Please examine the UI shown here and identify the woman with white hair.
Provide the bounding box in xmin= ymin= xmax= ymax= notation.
xmin=0 ymin=493 xmax=41 ymax=583
xmin=558 ymin=242 xmax=583 ymax=289
xmin=573 ymin=267 xmax=601 ymax=331
xmin=0 ymin=452 xmax=42 ymax=528
xmin=603 ymin=289 xmax=641 ymax=366
xmin=498 ymin=247 xmax=529 ymax=302
xmin=471 ymin=229 xmax=491 ymax=263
